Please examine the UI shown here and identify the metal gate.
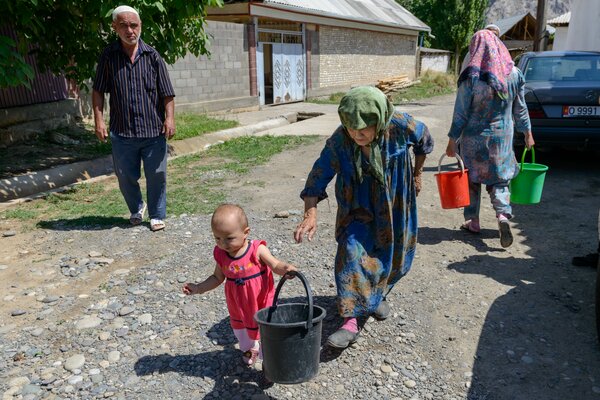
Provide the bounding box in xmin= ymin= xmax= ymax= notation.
xmin=256 ymin=26 xmax=305 ymax=105
xmin=272 ymin=43 xmax=304 ymax=104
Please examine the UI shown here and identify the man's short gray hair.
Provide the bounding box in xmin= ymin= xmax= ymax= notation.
xmin=112 ymin=5 xmax=139 ymax=21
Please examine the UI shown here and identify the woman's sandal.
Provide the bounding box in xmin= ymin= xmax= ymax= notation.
xmin=460 ymin=219 xmax=480 ymax=234
xmin=150 ymin=218 xmax=165 ymax=232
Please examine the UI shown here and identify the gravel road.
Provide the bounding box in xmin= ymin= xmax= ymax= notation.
xmin=1 ymin=95 xmax=599 ymax=400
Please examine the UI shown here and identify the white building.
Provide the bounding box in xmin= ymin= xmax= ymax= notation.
xmin=548 ymin=12 xmax=570 ymax=51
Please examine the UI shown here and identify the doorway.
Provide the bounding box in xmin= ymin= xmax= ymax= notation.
xmin=256 ymin=27 xmax=305 ymax=106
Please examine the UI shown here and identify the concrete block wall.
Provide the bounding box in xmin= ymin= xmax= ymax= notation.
xmin=420 ymin=54 xmax=450 ymax=74
xmin=168 ymin=21 xmax=258 ymax=112
xmin=317 ymin=26 xmax=418 ymax=88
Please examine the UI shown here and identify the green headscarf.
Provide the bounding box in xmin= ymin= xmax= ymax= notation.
xmin=338 ymin=86 xmax=395 ymax=186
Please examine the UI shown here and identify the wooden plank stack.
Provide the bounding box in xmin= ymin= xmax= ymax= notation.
xmin=376 ymin=75 xmax=417 ymax=94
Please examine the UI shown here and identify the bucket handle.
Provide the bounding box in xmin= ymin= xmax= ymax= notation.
xmin=520 ymin=146 xmax=535 ymax=167
xmin=267 ymin=271 xmax=314 ymax=330
xmin=437 ymin=153 xmax=465 ymax=175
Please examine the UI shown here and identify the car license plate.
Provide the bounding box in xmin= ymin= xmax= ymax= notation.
xmin=562 ymin=105 xmax=600 ymax=117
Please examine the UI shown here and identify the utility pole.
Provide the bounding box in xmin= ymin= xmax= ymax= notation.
xmin=534 ymin=0 xmax=548 ymax=51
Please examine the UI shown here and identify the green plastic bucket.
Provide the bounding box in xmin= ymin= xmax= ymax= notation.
xmin=510 ymin=147 xmax=549 ymax=205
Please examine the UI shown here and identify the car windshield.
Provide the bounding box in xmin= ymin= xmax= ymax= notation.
xmin=523 ymin=55 xmax=600 ymax=82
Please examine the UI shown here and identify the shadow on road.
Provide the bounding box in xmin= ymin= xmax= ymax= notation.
xmin=37 ymin=216 xmax=133 ymax=231
xmin=134 ymin=294 xmax=342 ymax=398
xmin=418 ymin=226 xmax=503 ymax=253
xmin=447 ymin=148 xmax=600 ymax=399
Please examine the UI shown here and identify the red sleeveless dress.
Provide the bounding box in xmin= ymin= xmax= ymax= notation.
xmin=214 ymin=240 xmax=275 ymax=340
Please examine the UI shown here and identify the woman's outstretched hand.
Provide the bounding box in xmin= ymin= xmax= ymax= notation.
xmin=294 ymin=213 xmax=317 ymax=243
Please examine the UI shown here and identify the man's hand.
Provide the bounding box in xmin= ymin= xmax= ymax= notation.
xmin=162 ymin=118 xmax=175 ymax=140
xmin=95 ymin=120 xmax=108 ymax=142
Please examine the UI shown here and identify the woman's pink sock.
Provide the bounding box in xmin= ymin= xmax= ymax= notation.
xmin=341 ymin=317 xmax=359 ymax=333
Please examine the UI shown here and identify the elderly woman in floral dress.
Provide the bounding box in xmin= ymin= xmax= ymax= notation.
xmin=294 ymin=86 xmax=434 ymax=348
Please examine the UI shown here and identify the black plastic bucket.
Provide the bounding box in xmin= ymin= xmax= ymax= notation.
xmin=254 ymin=271 xmax=326 ymax=384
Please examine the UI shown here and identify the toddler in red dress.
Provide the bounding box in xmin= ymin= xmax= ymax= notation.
xmin=183 ymin=203 xmax=297 ymax=365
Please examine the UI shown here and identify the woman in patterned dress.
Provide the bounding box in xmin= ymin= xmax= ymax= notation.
xmin=294 ymin=86 xmax=434 ymax=348
xmin=445 ymin=29 xmax=535 ymax=248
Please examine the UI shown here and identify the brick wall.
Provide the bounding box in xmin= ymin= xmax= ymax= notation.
xmin=168 ymin=21 xmax=257 ymax=112
xmin=317 ymin=26 xmax=417 ymax=88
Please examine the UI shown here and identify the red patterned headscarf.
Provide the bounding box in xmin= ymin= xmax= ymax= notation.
xmin=458 ymin=29 xmax=514 ymax=100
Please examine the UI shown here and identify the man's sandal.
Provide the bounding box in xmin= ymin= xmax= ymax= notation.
xmin=129 ymin=202 xmax=147 ymax=226
xmin=150 ymin=218 xmax=165 ymax=232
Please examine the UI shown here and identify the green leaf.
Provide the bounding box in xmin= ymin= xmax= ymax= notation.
xmin=154 ymin=2 xmax=166 ymax=13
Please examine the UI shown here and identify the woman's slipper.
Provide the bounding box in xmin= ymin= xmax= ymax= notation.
xmin=150 ymin=218 xmax=165 ymax=232
xmin=460 ymin=219 xmax=480 ymax=233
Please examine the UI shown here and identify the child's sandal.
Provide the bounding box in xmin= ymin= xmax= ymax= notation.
xmin=242 ymin=348 xmax=259 ymax=365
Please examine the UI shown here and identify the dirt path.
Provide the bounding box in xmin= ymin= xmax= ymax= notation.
xmin=1 ymin=95 xmax=600 ymax=399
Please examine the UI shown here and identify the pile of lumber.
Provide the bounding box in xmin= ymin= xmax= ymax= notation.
xmin=376 ymin=75 xmax=418 ymax=94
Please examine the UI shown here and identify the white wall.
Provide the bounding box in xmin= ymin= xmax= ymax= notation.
xmin=420 ymin=54 xmax=450 ymax=74
xmin=552 ymin=26 xmax=569 ymax=51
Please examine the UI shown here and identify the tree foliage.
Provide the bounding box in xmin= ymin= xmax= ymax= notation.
xmin=0 ymin=0 xmax=224 ymax=89
xmin=396 ymin=0 xmax=488 ymax=72
xmin=0 ymin=35 xmax=35 ymax=88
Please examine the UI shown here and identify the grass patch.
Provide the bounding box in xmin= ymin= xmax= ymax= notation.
xmin=306 ymin=92 xmax=345 ymax=105
xmin=0 ymin=113 xmax=238 ymax=178
xmin=305 ymin=71 xmax=456 ymax=106
xmin=2 ymin=135 xmax=319 ymax=230
xmin=172 ymin=113 xmax=238 ymax=141
xmin=391 ymin=71 xmax=456 ymax=104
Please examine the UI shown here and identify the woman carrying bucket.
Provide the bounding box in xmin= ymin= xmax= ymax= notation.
xmin=445 ymin=29 xmax=535 ymax=248
xmin=294 ymin=86 xmax=434 ymax=349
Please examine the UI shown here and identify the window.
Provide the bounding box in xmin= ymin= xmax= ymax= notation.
xmin=524 ymin=55 xmax=600 ymax=81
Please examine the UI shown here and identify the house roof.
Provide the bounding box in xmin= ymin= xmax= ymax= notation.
xmin=260 ymin=0 xmax=430 ymax=32
xmin=548 ymin=11 xmax=571 ymax=26
xmin=493 ymin=12 xmax=555 ymax=36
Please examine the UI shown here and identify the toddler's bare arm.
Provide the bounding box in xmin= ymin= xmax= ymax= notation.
xmin=182 ymin=264 xmax=225 ymax=295
xmin=257 ymin=244 xmax=297 ymax=277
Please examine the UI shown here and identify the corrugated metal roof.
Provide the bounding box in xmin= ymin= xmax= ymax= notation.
xmin=493 ymin=12 xmax=555 ymax=36
xmin=262 ymin=0 xmax=430 ymax=32
xmin=548 ymin=11 xmax=571 ymax=26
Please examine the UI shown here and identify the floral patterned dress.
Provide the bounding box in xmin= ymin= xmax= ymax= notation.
xmin=301 ymin=112 xmax=434 ymax=317
xmin=448 ymin=67 xmax=531 ymax=185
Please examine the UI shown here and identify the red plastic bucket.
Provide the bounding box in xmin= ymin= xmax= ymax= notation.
xmin=435 ymin=154 xmax=470 ymax=209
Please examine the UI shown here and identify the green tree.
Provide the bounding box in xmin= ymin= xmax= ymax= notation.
xmin=0 ymin=0 xmax=223 ymax=89
xmin=397 ymin=0 xmax=488 ymax=73
xmin=0 ymin=36 xmax=34 ymax=88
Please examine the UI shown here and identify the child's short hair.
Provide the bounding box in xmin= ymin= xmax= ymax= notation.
xmin=211 ymin=203 xmax=248 ymax=229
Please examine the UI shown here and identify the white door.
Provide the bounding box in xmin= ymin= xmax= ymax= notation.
xmin=272 ymin=43 xmax=305 ymax=103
